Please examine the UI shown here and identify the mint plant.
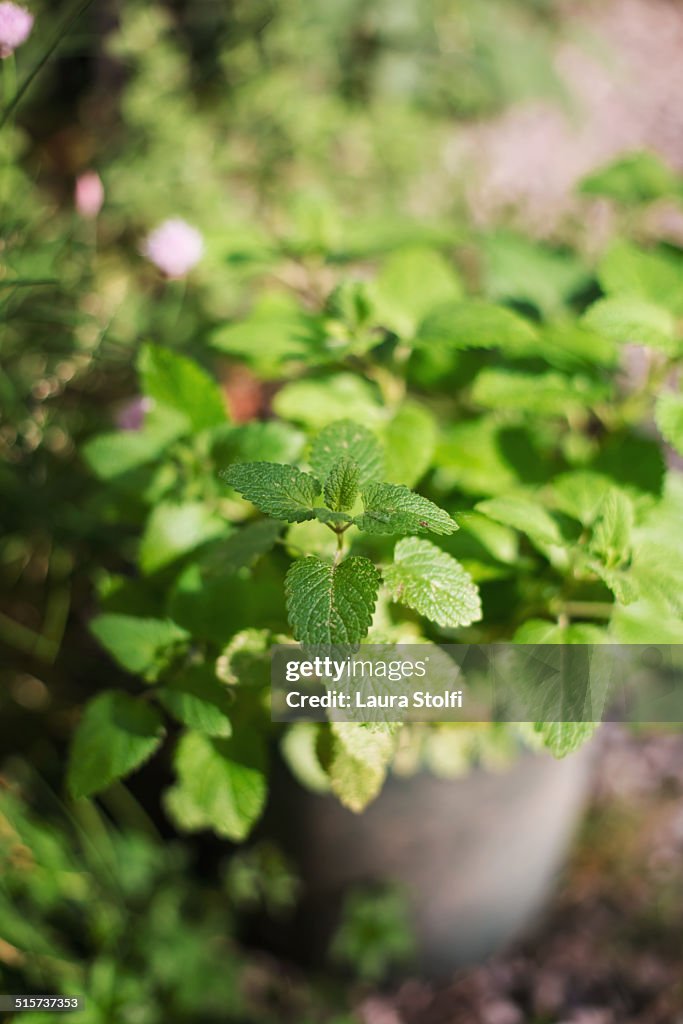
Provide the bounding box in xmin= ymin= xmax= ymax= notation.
xmin=223 ymin=424 xmax=481 ymax=647
xmin=66 ymin=150 xmax=683 ymax=834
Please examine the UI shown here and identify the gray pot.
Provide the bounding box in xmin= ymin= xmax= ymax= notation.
xmin=282 ymin=744 xmax=594 ymax=973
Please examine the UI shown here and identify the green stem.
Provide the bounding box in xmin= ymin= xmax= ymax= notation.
xmin=0 ymin=0 xmax=98 ymax=132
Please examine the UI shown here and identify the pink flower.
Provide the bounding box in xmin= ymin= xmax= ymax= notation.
xmin=143 ymin=219 xmax=204 ymax=279
xmin=75 ymin=171 xmax=104 ymax=219
xmin=0 ymin=3 xmax=33 ymax=59
xmin=115 ymin=396 xmax=152 ymax=431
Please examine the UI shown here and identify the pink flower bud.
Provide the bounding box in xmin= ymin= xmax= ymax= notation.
xmin=0 ymin=3 xmax=33 ymax=59
xmin=143 ymin=219 xmax=204 ymax=279
xmin=75 ymin=171 xmax=104 ymax=219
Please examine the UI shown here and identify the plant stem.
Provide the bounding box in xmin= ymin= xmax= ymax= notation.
xmin=0 ymin=0 xmax=99 ymax=132
xmin=553 ymin=600 xmax=614 ymax=620
xmin=334 ymin=528 xmax=345 ymax=564
xmin=2 ymin=54 xmax=15 ymax=209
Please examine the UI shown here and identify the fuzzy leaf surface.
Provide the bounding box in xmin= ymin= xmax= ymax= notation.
xmin=223 ymin=462 xmax=321 ymax=522
xmin=309 ymin=420 xmax=384 ymax=484
xmin=355 ymin=483 xmax=457 ymax=536
xmin=324 ymin=457 xmax=360 ymax=512
xmin=286 ymin=556 xmax=380 ymax=646
xmin=384 ymin=537 xmax=481 ymax=628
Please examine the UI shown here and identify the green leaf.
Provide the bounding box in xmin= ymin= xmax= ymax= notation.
xmin=285 ymin=556 xmax=380 ymax=646
xmin=481 ymin=231 xmax=589 ymax=316
xmin=587 ymin=560 xmax=638 ymax=605
xmin=355 ymin=483 xmax=457 ymax=536
xmin=327 ymin=723 xmax=396 ymax=812
xmin=313 ymin=508 xmax=354 ymax=526
xmin=472 ymin=368 xmax=606 ymax=416
xmin=210 ymin=293 xmax=311 ymax=377
xmin=82 ymin=430 xmax=169 ymax=480
xmin=381 ymin=401 xmax=437 ymax=487
xmin=550 ymin=471 xmax=614 ymax=525
xmin=476 ymin=494 xmax=564 ymax=548
xmin=139 ymin=501 xmax=228 ymax=574
xmin=213 ymin=420 xmax=305 ymax=467
xmin=589 ymin=489 xmax=634 ymax=567
xmin=309 ymin=420 xmax=384 ymax=485
xmin=415 ymin=300 xmax=538 ymax=353
xmin=534 ymin=721 xmax=598 ymax=759
xmin=583 ymin=297 xmax=677 ymax=353
xmin=223 ymin=462 xmax=322 ymax=522
xmin=157 ymin=667 xmax=232 ymax=738
xmin=90 ymin=614 xmax=189 ymax=678
xmin=168 ymin=731 xmax=267 ymax=841
xmin=203 ymin=519 xmax=282 ymax=576
xmin=216 ymin=628 xmax=273 ymax=688
xmin=383 ymin=537 xmax=481 ymax=629
xmin=434 ymin=418 xmax=532 ymax=496
xmin=273 ymin=374 xmax=383 ymax=429
xmin=324 ymin=457 xmax=360 ymax=512
xmin=513 ymin=620 xmax=607 ymax=644
xmin=138 ymin=343 xmax=228 ymax=431
xmin=68 ymin=692 xmax=165 ymax=799
xmin=579 ymin=151 xmax=680 ymax=204
xmin=598 ymin=240 xmax=683 ymax=315
xmin=369 ymin=246 xmax=464 ymax=336
xmin=655 ymin=392 xmax=683 ymax=455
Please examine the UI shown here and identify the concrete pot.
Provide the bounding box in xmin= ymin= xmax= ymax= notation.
xmin=278 ymin=744 xmax=594 ymax=974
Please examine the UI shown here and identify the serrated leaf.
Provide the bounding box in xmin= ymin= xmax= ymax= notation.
xmin=587 ymin=560 xmax=638 ymax=605
xmin=327 ymin=723 xmax=396 ymax=812
xmin=355 ymin=483 xmax=457 ymax=536
xmin=285 ymin=556 xmax=380 ymax=646
xmin=476 ymin=494 xmax=564 ymax=549
xmin=309 ymin=420 xmax=384 ymax=485
xmin=223 ymin=462 xmax=322 ymax=522
xmin=169 ymin=731 xmax=267 ymax=841
xmin=90 ymin=614 xmax=190 ymax=677
xmin=583 ymin=297 xmax=677 ymax=353
xmin=157 ymin=667 xmax=232 ymax=738
xmin=383 ymin=537 xmax=481 ymax=629
xmin=369 ymin=246 xmax=464 ymax=336
xmin=216 ymin=628 xmax=272 ymax=687
xmin=138 ymin=343 xmax=228 ymax=431
xmin=534 ymin=721 xmax=597 ymax=758
xmin=382 ymin=401 xmax=437 ymax=487
xmin=324 ymin=457 xmax=360 ymax=512
xmin=655 ymin=392 xmax=683 ymax=455
xmin=68 ymin=692 xmax=165 ymax=798
xmin=589 ymin=489 xmax=634 ymax=567
xmin=313 ymin=508 xmax=354 ymax=526
xmin=140 ymin=501 xmax=228 ymax=574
